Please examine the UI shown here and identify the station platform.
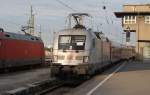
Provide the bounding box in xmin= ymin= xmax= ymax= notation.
xmin=66 ymin=61 xmax=150 ymax=95
xmin=0 ymin=68 xmax=51 ymax=94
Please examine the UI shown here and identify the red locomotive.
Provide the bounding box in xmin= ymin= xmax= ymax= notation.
xmin=0 ymin=28 xmax=45 ymax=69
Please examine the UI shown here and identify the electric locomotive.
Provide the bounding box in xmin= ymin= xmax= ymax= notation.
xmin=52 ymin=13 xmax=110 ymax=76
xmin=51 ymin=13 xmax=135 ymax=77
xmin=0 ymin=28 xmax=45 ymax=70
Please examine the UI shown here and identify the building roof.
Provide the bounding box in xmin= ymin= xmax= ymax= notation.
xmin=123 ymin=4 xmax=150 ymax=6
xmin=114 ymin=12 xmax=150 ymax=18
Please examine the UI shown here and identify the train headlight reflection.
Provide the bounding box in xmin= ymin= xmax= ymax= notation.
xmin=83 ymin=56 xmax=89 ymax=63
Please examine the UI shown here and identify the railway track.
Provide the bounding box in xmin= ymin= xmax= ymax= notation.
xmin=39 ymin=62 xmax=123 ymax=95
xmin=0 ymin=60 xmax=51 ymax=74
xmin=42 ymin=79 xmax=85 ymax=95
xmin=2 ymin=78 xmax=83 ymax=95
xmin=37 ymin=79 xmax=65 ymax=95
xmin=44 ymin=62 xmax=127 ymax=95
xmin=3 ymin=79 xmax=64 ymax=95
xmin=2 ymin=61 xmax=129 ymax=95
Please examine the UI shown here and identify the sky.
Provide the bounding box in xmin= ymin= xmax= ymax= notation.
xmin=0 ymin=0 xmax=150 ymax=47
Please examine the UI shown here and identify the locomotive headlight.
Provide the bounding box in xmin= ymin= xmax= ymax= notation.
xmin=53 ymin=55 xmax=58 ymax=62
xmin=83 ymin=56 xmax=89 ymax=63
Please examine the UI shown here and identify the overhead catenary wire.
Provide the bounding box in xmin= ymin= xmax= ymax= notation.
xmin=0 ymin=19 xmax=23 ymax=33
xmin=98 ymin=0 xmax=117 ymax=42
xmin=105 ymin=1 xmax=124 ymax=43
xmin=55 ymin=0 xmax=78 ymax=29
xmin=55 ymin=0 xmax=77 ymax=12
xmin=101 ymin=0 xmax=109 ymax=25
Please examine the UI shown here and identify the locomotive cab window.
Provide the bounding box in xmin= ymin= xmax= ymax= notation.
xmin=58 ymin=35 xmax=86 ymax=50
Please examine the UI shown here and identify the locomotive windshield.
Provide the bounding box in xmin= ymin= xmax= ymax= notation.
xmin=58 ymin=35 xmax=86 ymax=50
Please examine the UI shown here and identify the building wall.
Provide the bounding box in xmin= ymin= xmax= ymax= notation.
xmin=123 ymin=5 xmax=150 ymax=12
xmin=122 ymin=5 xmax=150 ymax=60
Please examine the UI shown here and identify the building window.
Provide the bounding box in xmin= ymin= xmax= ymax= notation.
xmin=123 ymin=16 xmax=136 ymax=24
xmin=145 ymin=16 xmax=150 ymax=24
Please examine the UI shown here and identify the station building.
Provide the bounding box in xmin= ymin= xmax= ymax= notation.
xmin=115 ymin=4 xmax=150 ymax=60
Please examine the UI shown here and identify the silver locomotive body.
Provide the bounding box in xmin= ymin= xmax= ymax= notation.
xmin=52 ymin=28 xmax=112 ymax=76
xmin=51 ymin=13 xmax=135 ymax=77
xmin=53 ymin=29 xmax=91 ymax=66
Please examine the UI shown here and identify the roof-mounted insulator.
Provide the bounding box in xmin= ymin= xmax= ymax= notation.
xmin=0 ymin=28 xmax=4 ymax=32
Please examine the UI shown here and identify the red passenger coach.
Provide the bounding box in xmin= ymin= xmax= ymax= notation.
xmin=0 ymin=29 xmax=45 ymax=69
